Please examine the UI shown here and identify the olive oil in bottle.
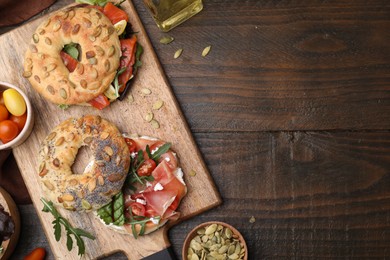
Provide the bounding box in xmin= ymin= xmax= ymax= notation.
xmin=143 ymin=0 xmax=203 ymax=32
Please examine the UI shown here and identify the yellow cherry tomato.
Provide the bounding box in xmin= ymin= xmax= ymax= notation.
xmin=3 ymin=89 xmax=26 ymax=116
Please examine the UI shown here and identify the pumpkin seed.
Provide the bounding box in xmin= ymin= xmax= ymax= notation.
xmin=228 ymin=253 xmax=239 ymax=260
xmin=160 ymin=36 xmax=174 ymax=44
xmin=174 ymin=48 xmax=183 ymax=59
xmin=205 ymin=224 xmax=218 ymax=235
xmin=189 ymin=170 xmax=197 ymax=177
xmin=33 ymin=33 xmax=39 ymax=43
xmin=23 ymin=71 xmax=32 ymax=78
xmin=153 ymin=100 xmax=164 ymax=110
xmin=127 ymin=94 xmax=134 ymax=103
xmin=202 ymin=45 xmax=211 ymax=57
xmin=145 ymin=112 xmax=154 ymax=122
xmin=141 ymin=88 xmax=152 ymax=95
xmin=249 ymin=216 xmax=256 ymax=223
xmin=150 ymin=119 xmax=160 ymax=129
xmin=82 ymin=199 xmax=92 ymax=210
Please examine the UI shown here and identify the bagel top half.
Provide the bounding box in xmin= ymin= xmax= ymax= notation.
xmin=38 ymin=115 xmax=130 ymax=211
xmin=23 ymin=6 xmax=121 ymax=105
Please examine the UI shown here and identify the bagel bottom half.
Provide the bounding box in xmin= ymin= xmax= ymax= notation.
xmin=38 ymin=115 xmax=130 ymax=211
xmin=95 ymin=135 xmax=187 ymax=236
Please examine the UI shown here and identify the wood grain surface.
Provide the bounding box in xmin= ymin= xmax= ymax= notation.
xmin=0 ymin=0 xmax=221 ymax=259
xmin=1 ymin=0 xmax=390 ymax=259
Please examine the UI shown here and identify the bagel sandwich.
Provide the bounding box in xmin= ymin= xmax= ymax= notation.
xmin=23 ymin=1 xmax=142 ymax=110
xmin=95 ymin=135 xmax=187 ymax=237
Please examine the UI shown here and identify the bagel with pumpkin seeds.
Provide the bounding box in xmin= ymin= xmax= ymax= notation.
xmin=23 ymin=5 xmax=121 ymax=105
xmin=38 ymin=115 xmax=130 ymax=211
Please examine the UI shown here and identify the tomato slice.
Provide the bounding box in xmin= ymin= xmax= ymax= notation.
xmin=103 ymin=2 xmax=128 ymax=25
xmin=124 ymin=138 xmax=137 ymax=153
xmin=60 ymin=51 xmax=78 ymax=72
xmin=118 ymin=37 xmax=137 ymax=92
xmin=137 ymin=159 xmax=157 ymax=177
xmin=88 ymin=94 xmax=110 ymax=110
xmin=128 ymin=202 xmax=146 ymax=216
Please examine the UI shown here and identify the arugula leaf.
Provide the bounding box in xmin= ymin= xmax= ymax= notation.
xmin=63 ymin=43 xmax=79 ymax=60
xmin=146 ymin=145 xmax=152 ymax=159
xmin=41 ymin=198 xmax=95 ymax=256
xmin=125 ymin=216 xmax=161 ymax=238
xmin=151 ymin=143 xmax=171 ymax=161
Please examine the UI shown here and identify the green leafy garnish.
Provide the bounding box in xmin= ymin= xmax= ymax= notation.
xmin=133 ymin=44 xmax=143 ymax=75
xmin=97 ymin=192 xmax=125 ymax=226
xmin=63 ymin=43 xmax=79 ymax=60
xmin=58 ymin=104 xmax=70 ymax=110
xmin=41 ymin=198 xmax=95 ymax=256
xmin=113 ymin=67 xmax=127 ymax=98
xmin=126 ymin=216 xmax=161 ymax=238
xmin=150 ymin=143 xmax=171 ymax=161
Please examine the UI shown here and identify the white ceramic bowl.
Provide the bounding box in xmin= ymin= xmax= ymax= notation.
xmin=0 ymin=81 xmax=34 ymax=150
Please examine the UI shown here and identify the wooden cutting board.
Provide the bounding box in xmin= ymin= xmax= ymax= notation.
xmin=0 ymin=1 xmax=221 ymax=259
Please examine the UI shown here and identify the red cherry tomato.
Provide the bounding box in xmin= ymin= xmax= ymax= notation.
xmin=0 ymin=104 xmax=9 ymax=122
xmin=137 ymin=159 xmax=156 ymax=176
xmin=128 ymin=202 xmax=145 ymax=216
xmin=0 ymin=91 xmax=4 ymax=105
xmin=150 ymin=142 xmax=178 ymax=169
xmin=10 ymin=112 xmax=27 ymax=131
xmin=124 ymin=138 xmax=137 ymax=153
xmin=24 ymin=247 xmax=46 ymax=260
xmin=0 ymin=120 xmax=19 ymax=143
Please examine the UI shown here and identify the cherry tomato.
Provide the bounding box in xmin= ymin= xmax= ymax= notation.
xmin=24 ymin=247 xmax=46 ymax=260
xmin=3 ymin=88 xmax=26 ymax=116
xmin=124 ymin=138 xmax=137 ymax=153
xmin=0 ymin=91 xmax=4 ymax=105
xmin=10 ymin=112 xmax=27 ymax=131
xmin=137 ymin=159 xmax=156 ymax=176
xmin=0 ymin=104 xmax=9 ymax=122
xmin=0 ymin=120 xmax=19 ymax=143
xmin=128 ymin=202 xmax=145 ymax=216
xmin=150 ymin=142 xmax=178 ymax=169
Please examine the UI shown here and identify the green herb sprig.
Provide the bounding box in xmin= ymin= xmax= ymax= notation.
xmin=41 ymin=198 xmax=95 ymax=256
xmin=126 ymin=216 xmax=161 ymax=238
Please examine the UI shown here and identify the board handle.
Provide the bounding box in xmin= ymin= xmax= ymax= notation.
xmin=142 ymin=246 xmax=177 ymax=260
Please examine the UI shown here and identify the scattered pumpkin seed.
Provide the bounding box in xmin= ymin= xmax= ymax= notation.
xmin=202 ymin=45 xmax=212 ymax=57
xmin=141 ymin=88 xmax=152 ymax=95
xmin=127 ymin=94 xmax=134 ymax=103
xmin=152 ymin=100 xmax=164 ymax=110
xmin=145 ymin=112 xmax=154 ymax=122
xmin=189 ymin=169 xmax=197 ymax=177
xmin=174 ymin=48 xmax=183 ymax=59
xmin=160 ymin=35 xmax=174 ymax=44
xmin=249 ymin=216 xmax=256 ymax=223
xmin=150 ymin=119 xmax=160 ymax=129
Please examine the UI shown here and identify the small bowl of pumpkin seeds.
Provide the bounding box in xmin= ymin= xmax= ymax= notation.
xmin=182 ymin=221 xmax=248 ymax=260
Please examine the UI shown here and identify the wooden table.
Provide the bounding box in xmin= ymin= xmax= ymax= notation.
xmin=2 ymin=0 xmax=389 ymax=259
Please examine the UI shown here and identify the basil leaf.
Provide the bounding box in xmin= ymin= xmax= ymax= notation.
xmin=112 ymin=192 xmax=125 ymax=226
xmin=97 ymin=202 xmax=113 ymax=224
